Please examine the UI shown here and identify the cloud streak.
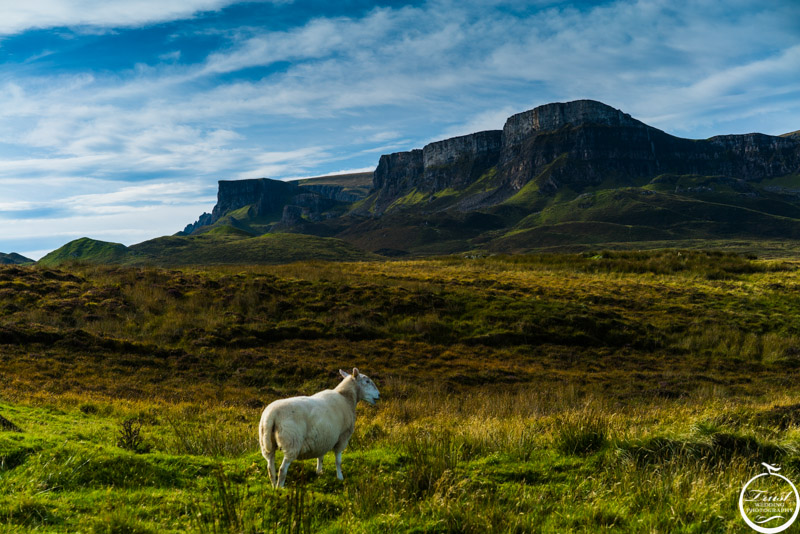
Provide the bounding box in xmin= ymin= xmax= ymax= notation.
xmin=0 ymin=0 xmax=798 ymax=258
xmin=0 ymin=0 xmax=269 ymax=35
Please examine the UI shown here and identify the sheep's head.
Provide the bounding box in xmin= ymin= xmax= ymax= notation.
xmin=340 ymin=368 xmax=380 ymax=405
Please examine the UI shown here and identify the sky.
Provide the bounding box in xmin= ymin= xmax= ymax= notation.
xmin=1 ymin=0 xmax=799 ymax=259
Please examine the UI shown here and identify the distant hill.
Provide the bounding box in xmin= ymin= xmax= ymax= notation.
xmin=0 ymin=252 xmax=34 ymax=265
xmin=38 ymin=238 xmax=128 ymax=266
xmin=39 ymin=232 xmax=377 ymax=267
xmin=127 ymin=231 xmax=377 ymax=266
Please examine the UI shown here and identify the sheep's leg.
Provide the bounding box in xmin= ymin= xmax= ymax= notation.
xmin=277 ymin=454 xmax=295 ymax=488
xmin=266 ymin=450 xmax=277 ymax=488
xmin=316 ymin=456 xmax=324 ymax=475
xmin=334 ymin=451 xmax=343 ymax=480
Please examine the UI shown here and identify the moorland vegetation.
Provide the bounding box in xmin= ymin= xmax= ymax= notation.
xmin=1 ymin=250 xmax=800 ymax=532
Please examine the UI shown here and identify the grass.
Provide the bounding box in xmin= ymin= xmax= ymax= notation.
xmin=331 ymin=171 xmax=800 ymax=257
xmin=386 ymin=188 xmax=428 ymax=211
xmin=295 ymin=171 xmax=373 ymax=201
xmin=490 ymin=175 xmax=800 ymax=254
xmin=2 ymin=388 xmax=798 ymax=532
xmin=38 ymin=238 xmax=128 ymax=266
xmin=39 ymin=232 xmax=378 ymax=267
xmin=0 ymin=253 xmax=34 ymax=266
xmin=2 ymin=250 xmax=800 ymax=531
xmin=33 ymin=173 xmax=800 ymax=261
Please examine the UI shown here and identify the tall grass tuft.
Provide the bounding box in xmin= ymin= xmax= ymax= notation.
xmin=193 ymin=466 xmax=315 ymax=534
xmin=161 ymin=412 xmax=257 ymax=458
xmin=117 ymin=417 xmax=149 ymax=453
xmin=554 ymin=411 xmax=610 ymax=455
xmin=401 ymin=429 xmax=466 ymax=497
xmin=91 ymin=509 xmax=156 ymax=534
xmin=1 ymin=497 xmax=61 ymax=529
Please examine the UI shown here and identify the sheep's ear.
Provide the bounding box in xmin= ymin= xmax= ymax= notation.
xmin=339 ymin=369 xmax=350 ymax=378
xmin=352 ymin=368 xmax=360 ymax=377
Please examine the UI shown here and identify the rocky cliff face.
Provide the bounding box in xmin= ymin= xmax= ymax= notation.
xmin=503 ymin=120 xmax=800 ymax=193
xmin=371 ymin=150 xmax=424 ymax=212
xmin=183 ymin=177 xmax=348 ymax=234
xmin=706 ymin=134 xmax=800 ymax=178
xmin=370 ymin=132 xmax=504 ymax=213
xmin=182 ymin=212 xmax=214 ymax=234
xmin=182 ymin=99 xmax=800 ymax=240
xmin=423 ymin=130 xmax=502 ymax=190
xmin=368 ymin=99 xmax=800 ymax=210
xmin=211 ymin=179 xmax=298 ymax=222
xmin=501 ymin=100 xmax=644 ymax=148
xmin=498 ymin=100 xmax=655 ymax=191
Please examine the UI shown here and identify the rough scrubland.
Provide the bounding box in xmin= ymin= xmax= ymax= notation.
xmin=2 ymin=250 xmax=800 ymax=532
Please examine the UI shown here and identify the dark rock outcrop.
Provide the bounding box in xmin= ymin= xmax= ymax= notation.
xmin=706 ymin=134 xmax=800 ymax=178
xmin=498 ymin=100 xmax=658 ymax=191
xmin=183 ymin=177 xmax=352 ymax=234
xmin=368 ymin=99 xmax=800 ymax=210
xmin=369 ymin=132 xmax=504 ymax=213
xmin=182 ymin=212 xmax=213 ymax=234
xmin=212 ymin=179 xmax=299 ymax=222
xmin=371 ymin=150 xmax=424 ymax=212
xmin=180 ymin=99 xmax=800 ymax=253
xmin=501 ymin=100 xmax=644 ymax=149
xmin=423 ymin=130 xmax=502 ymax=190
xmin=280 ymin=205 xmax=305 ymax=226
xmin=502 ymin=120 xmax=800 ymax=194
xmin=287 ymin=193 xmax=339 ymax=220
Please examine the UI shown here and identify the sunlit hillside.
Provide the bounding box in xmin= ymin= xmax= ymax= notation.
xmin=2 ymin=252 xmax=800 ymax=531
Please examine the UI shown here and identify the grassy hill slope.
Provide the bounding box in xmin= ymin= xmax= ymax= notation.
xmin=322 ymin=167 xmax=800 ymax=256
xmin=296 ymin=171 xmax=373 ymax=198
xmin=1 ymin=253 xmax=800 ymax=531
xmin=38 ymin=231 xmax=377 ymax=267
xmin=38 ymin=237 xmax=128 ymax=266
xmin=127 ymin=231 xmax=377 ymax=265
xmin=0 ymin=252 xmax=34 ymax=265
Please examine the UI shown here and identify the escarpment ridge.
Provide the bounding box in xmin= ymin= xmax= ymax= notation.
xmin=42 ymin=99 xmax=800 ymax=265
xmin=367 ymin=100 xmax=800 ymax=214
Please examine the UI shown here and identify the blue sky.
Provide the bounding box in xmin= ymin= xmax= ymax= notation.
xmin=1 ymin=0 xmax=799 ymax=259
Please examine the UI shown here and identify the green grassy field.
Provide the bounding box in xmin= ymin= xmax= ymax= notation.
xmin=2 ymin=251 xmax=800 ymax=532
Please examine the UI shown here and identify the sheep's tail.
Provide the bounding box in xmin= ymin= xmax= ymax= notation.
xmin=259 ymin=408 xmax=278 ymax=459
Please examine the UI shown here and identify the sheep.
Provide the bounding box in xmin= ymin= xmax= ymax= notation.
xmin=258 ymin=368 xmax=380 ymax=488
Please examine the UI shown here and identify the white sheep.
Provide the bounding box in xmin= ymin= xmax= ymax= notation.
xmin=258 ymin=368 xmax=380 ymax=488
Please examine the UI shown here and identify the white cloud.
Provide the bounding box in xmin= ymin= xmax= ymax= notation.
xmin=0 ymin=0 xmax=278 ymax=35
xmin=64 ymin=181 xmax=213 ymax=210
xmin=685 ymin=45 xmax=800 ymax=101
xmin=159 ymin=50 xmax=182 ymax=62
xmin=2 ymin=1 xmax=797 ymax=177
xmin=2 ymin=0 xmax=799 ymax=256
xmin=5 ymin=204 xmax=208 ymax=242
xmin=1 ymin=178 xmax=217 ymax=258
